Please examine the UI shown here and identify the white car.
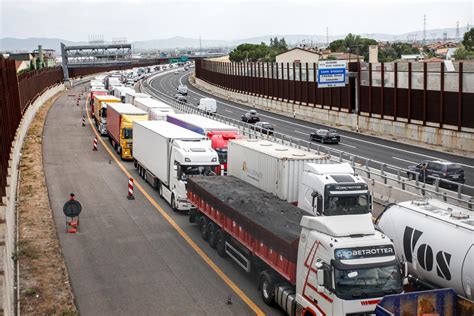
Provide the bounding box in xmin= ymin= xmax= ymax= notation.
xmin=197 ymin=98 xmax=217 ymax=114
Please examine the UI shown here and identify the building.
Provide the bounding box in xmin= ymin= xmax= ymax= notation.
xmin=275 ymin=47 xmax=321 ymax=64
xmin=401 ymin=54 xmax=425 ymax=61
xmin=321 ymin=52 xmax=364 ymax=62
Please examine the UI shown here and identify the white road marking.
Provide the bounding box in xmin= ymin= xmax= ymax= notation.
xmin=392 ymin=157 xmax=417 ymax=165
xmin=294 ymin=130 xmax=307 ymax=135
xmin=340 ymin=143 xmax=357 ymax=149
xmin=225 ymin=109 xmax=233 ymax=113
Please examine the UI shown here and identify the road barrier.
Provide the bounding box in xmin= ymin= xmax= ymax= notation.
xmin=93 ymin=137 xmax=98 ymax=151
xmin=127 ymin=178 xmax=135 ymax=200
xmin=141 ymin=76 xmax=474 ymax=210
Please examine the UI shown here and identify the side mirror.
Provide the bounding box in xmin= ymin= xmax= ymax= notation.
xmin=401 ymin=261 xmax=408 ymax=278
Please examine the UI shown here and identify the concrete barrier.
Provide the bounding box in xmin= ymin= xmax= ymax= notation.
xmin=0 ymin=83 xmax=65 ymax=315
xmin=193 ymin=77 xmax=474 ymax=153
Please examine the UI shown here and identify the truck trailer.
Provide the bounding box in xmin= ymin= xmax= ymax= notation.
xmin=166 ymin=114 xmax=240 ymax=175
xmin=134 ymin=97 xmax=175 ymax=117
xmin=89 ymin=88 xmax=107 ymax=115
xmin=187 ymin=176 xmax=404 ymax=315
xmin=227 ymin=139 xmax=328 ymax=203
xmin=377 ymin=198 xmax=474 ymax=301
xmin=124 ymin=91 xmax=150 ymax=105
xmin=106 ymin=103 xmax=148 ymax=160
xmin=133 ymin=121 xmax=219 ymax=211
xmin=93 ymin=95 xmax=121 ymax=135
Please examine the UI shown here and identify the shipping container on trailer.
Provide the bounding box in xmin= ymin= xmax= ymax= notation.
xmin=228 ymin=139 xmax=328 ymax=203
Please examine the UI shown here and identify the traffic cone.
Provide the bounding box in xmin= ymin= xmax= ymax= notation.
xmin=93 ymin=137 xmax=98 ymax=151
xmin=82 ymin=116 xmax=86 ymax=126
xmin=127 ymin=177 xmax=135 ymax=200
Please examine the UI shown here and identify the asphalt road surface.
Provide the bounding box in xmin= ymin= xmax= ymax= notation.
xmin=149 ymin=70 xmax=474 ymax=189
xmin=43 ymin=84 xmax=284 ymax=315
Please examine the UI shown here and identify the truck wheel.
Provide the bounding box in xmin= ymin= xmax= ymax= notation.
xmin=207 ymin=222 xmax=217 ymax=248
xmin=171 ymin=194 xmax=178 ymax=212
xmin=260 ymin=271 xmax=276 ymax=306
xmin=215 ymin=230 xmax=226 ymax=257
xmin=158 ymin=182 xmax=163 ymax=198
xmin=200 ymin=217 xmax=209 ymax=241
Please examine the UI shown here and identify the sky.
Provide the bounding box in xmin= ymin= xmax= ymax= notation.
xmin=0 ymin=0 xmax=472 ymax=41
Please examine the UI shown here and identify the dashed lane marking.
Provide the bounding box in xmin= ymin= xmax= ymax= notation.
xmin=84 ymin=95 xmax=265 ymax=316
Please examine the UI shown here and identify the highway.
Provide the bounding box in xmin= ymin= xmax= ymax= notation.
xmin=149 ymin=69 xmax=474 ymax=189
xmin=43 ymin=84 xmax=283 ymax=315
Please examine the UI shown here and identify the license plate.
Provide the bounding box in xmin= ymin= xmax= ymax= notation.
xmin=452 ymin=175 xmax=459 ymax=179
xmin=332 ymin=138 xmax=337 ymax=140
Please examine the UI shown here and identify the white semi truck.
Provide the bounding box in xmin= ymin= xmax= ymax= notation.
xmin=298 ymin=163 xmax=373 ymax=216
xmin=133 ymin=121 xmax=219 ymax=211
xmin=227 ymin=140 xmax=372 ymax=217
xmin=187 ymin=175 xmax=405 ymax=316
xmin=124 ymin=91 xmax=150 ymax=105
xmin=377 ymin=198 xmax=474 ymax=301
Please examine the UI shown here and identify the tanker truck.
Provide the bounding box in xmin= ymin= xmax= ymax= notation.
xmin=187 ymin=175 xmax=405 ymax=315
xmin=376 ymin=198 xmax=474 ymax=301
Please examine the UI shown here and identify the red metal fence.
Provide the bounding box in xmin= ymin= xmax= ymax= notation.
xmin=195 ymin=59 xmax=474 ymax=130
xmin=0 ymin=57 xmax=63 ymax=198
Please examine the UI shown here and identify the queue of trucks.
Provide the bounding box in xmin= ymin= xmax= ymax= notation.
xmin=88 ymin=70 xmax=473 ymax=315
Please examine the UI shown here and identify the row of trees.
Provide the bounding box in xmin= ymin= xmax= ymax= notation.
xmin=228 ymin=37 xmax=288 ymax=62
xmin=228 ymin=29 xmax=474 ymax=63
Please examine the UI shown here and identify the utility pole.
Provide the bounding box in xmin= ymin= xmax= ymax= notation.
xmin=456 ymin=21 xmax=460 ymax=39
xmin=199 ymin=34 xmax=202 ymax=54
xmin=326 ymin=27 xmax=329 ymax=48
xmin=424 ymin=15 xmax=427 ymax=44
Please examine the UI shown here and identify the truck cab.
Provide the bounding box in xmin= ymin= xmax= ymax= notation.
xmin=166 ymin=140 xmax=219 ymax=210
xmin=208 ymin=131 xmax=241 ymax=175
xmin=296 ymin=216 xmax=404 ymax=315
xmin=93 ymin=95 xmax=120 ymax=135
xmin=298 ymin=163 xmax=372 ymax=216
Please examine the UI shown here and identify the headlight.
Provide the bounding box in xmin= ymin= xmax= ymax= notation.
xmin=211 ymin=157 xmax=217 ymax=162
xmin=185 ymin=158 xmax=191 ymax=162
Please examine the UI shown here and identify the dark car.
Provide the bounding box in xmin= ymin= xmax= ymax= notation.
xmin=407 ymin=160 xmax=465 ymax=187
xmin=174 ymin=94 xmax=187 ymax=103
xmin=241 ymin=110 xmax=260 ymax=123
xmin=252 ymin=122 xmax=274 ymax=135
xmin=310 ymin=129 xmax=340 ymax=144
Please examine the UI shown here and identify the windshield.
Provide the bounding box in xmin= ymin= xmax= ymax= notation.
xmin=123 ymin=128 xmax=132 ymax=139
xmin=324 ymin=194 xmax=370 ymax=216
xmin=179 ymin=165 xmax=216 ymax=180
xmin=334 ymin=264 xmax=402 ymax=300
xmin=215 ymin=148 xmax=228 ymax=164
xmin=100 ymin=107 xmax=107 ymax=118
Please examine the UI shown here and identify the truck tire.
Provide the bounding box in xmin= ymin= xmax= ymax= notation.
xmin=207 ymin=222 xmax=217 ymax=248
xmin=158 ymin=182 xmax=163 ymax=198
xmin=215 ymin=230 xmax=226 ymax=257
xmin=260 ymin=271 xmax=276 ymax=306
xmin=200 ymin=216 xmax=209 ymax=241
xmin=171 ymin=194 xmax=178 ymax=212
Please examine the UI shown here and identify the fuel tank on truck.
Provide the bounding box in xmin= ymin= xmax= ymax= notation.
xmin=376 ymin=198 xmax=474 ymax=300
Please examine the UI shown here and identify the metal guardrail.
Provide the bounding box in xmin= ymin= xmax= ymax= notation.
xmin=140 ymin=74 xmax=474 ymax=210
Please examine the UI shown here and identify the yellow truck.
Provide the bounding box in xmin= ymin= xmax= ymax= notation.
xmin=93 ymin=95 xmax=121 ymax=135
xmin=106 ymin=103 xmax=148 ymax=160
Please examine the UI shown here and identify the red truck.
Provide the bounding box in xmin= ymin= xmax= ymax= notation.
xmin=166 ymin=114 xmax=240 ymax=175
xmin=89 ymin=88 xmax=107 ymax=117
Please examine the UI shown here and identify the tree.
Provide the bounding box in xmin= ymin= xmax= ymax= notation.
xmin=328 ymin=33 xmax=377 ymax=61
xmin=452 ymin=48 xmax=474 ymax=60
xmin=462 ymin=27 xmax=474 ymax=51
xmin=228 ymin=37 xmax=288 ymax=62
